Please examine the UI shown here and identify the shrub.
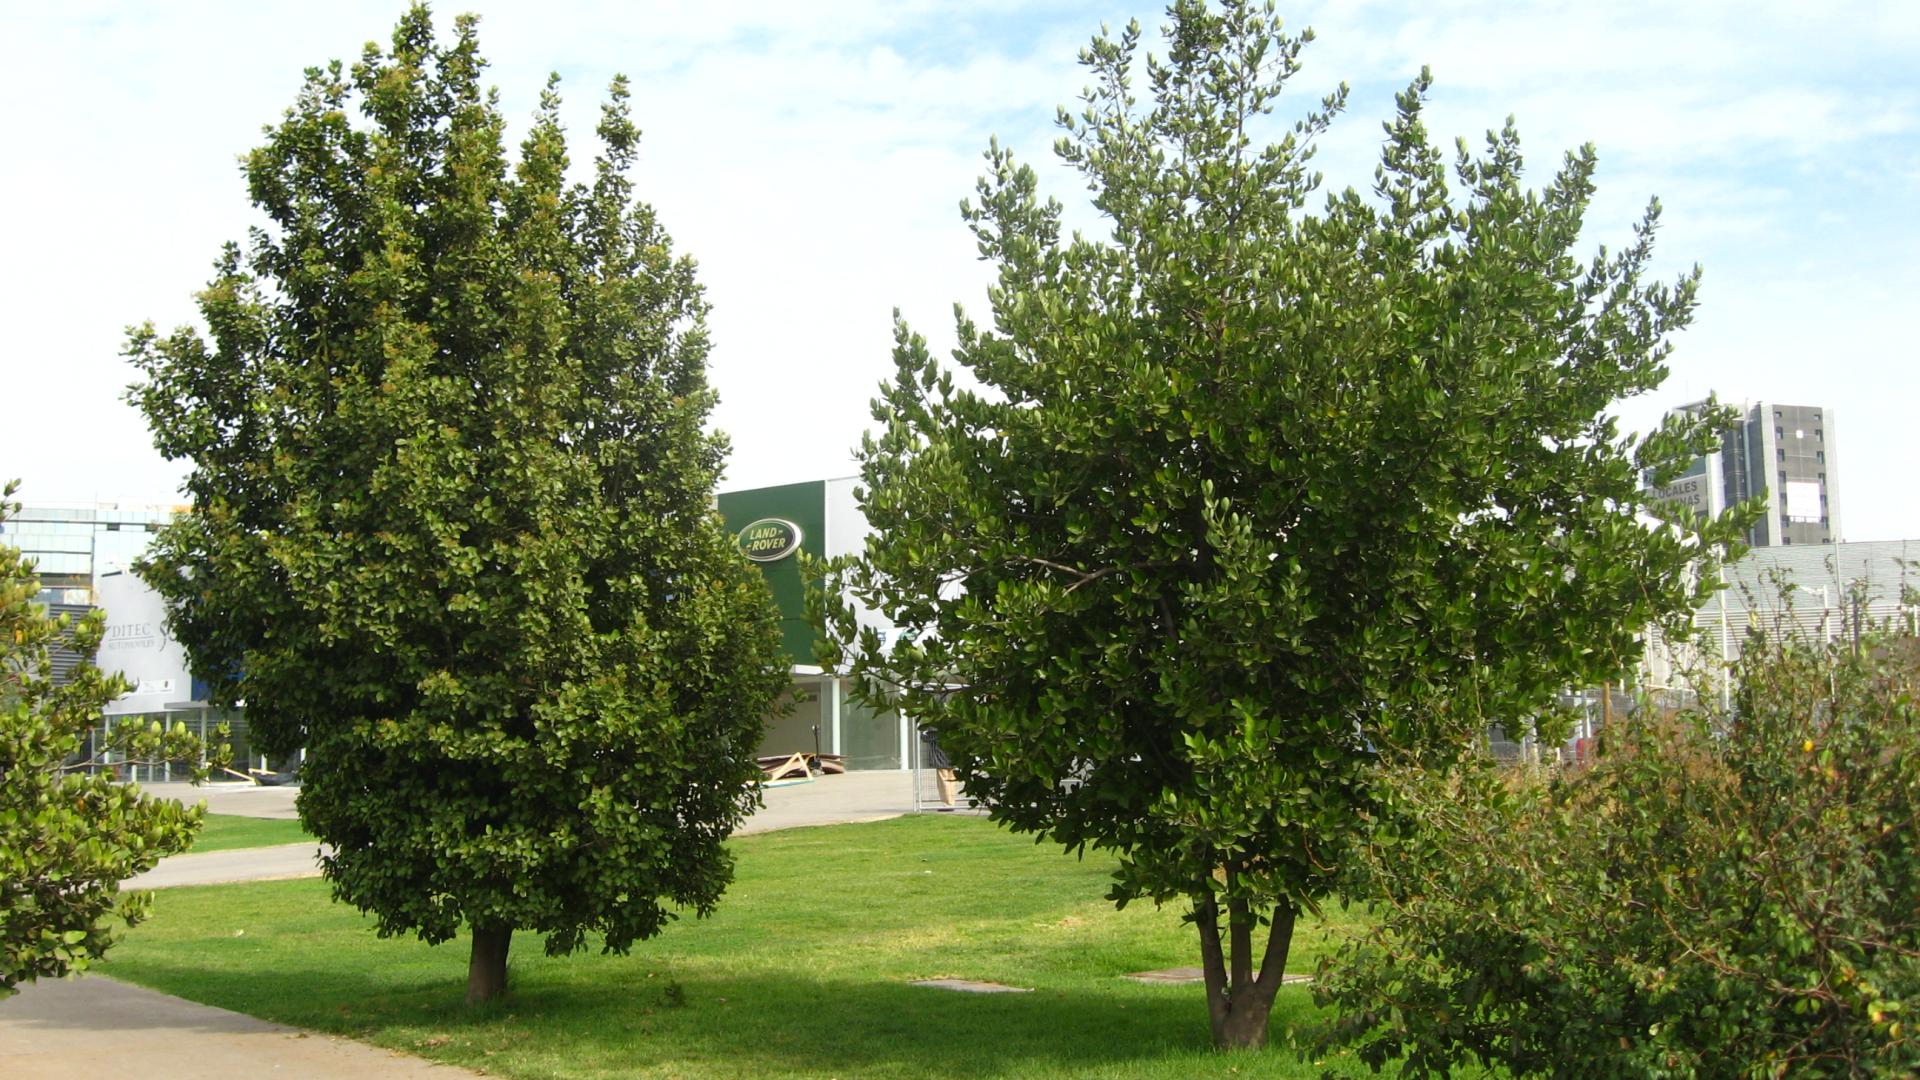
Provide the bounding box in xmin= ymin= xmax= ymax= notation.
xmin=1 ymin=482 xmax=226 ymax=995
xmin=1315 ymin=593 xmax=1920 ymax=1077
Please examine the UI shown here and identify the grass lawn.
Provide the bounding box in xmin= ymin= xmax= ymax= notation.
xmin=106 ymin=814 xmax=1383 ymax=1079
xmin=189 ymin=813 xmax=311 ymax=853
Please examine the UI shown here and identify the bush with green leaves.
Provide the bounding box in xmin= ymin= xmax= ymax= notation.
xmin=125 ymin=8 xmax=789 ymax=1005
xmin=1315 ymin=591 xmax=1920 ymax=1077
xmin=1 ymin=482 xmax=224 ymax=997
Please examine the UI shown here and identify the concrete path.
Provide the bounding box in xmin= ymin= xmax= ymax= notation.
xmin=2 ymin=769 xmax=928 ymax=1077
xmin=0 ymin=976 xmax=484 ymax=1079
xmin=127 ymin=840 xmax=329 ymax=889
xmin=141 ymin=779 xmax=304 ymax=819
xmin=738 ymin=769 xmax=922 ymax=835
xmin=122 ymin=771 xmax=920 ymax=890
xmin=130 ymin=770 xmax=922 ymax=888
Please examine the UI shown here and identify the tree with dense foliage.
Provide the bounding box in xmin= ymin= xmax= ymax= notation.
xmin=814 ymin=0 xmax=1747 ymax=1049
xmin=1 ymin=482 xmax=220 ymax=997
xmin=127 ymin=8 xmax=788 ymax=1004
xmin=1315 ymin=585 xmax=1920 ymax=1077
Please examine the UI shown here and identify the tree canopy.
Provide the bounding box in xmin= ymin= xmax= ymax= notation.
xmin=816 ymin=0 xmax=1748 ymax=1049
xmin=1 ymin=482 xmax=217 ymax=997
xmin=127 ymin=7 xmax=787 ymax=1003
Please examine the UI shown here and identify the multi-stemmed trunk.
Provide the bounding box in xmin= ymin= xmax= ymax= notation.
xmin=1195 ymin=890 xmax=1298 ymax=1050
xmin=466 ymin=924 xmax=513 ymax=1005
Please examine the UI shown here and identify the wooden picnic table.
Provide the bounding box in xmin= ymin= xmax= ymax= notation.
xmin=755 ymin=752 xmax=847 ymax=781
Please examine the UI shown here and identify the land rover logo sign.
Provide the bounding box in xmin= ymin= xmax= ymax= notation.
xmin=738 ymin=518 xmax=802 ymax=562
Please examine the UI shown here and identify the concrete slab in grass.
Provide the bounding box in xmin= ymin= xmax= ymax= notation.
xmin=910 ymin=978 xmax=1033 ymax=994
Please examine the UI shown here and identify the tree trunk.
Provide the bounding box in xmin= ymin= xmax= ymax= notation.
xmin=1196 ymin=892 xmax=1298 ymax=1050
xmin=466 ymin=924 xmax=512 ymax=1005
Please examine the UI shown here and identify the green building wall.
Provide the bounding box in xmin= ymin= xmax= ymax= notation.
xmin=717 ymin=480 xmax=824 ymax=665
xmin=717 ymin=479 xmax=907 ymax=770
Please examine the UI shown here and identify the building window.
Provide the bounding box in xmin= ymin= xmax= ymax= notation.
xmin=1817 ymin=451 xmax=1825 ymax=464
xmin=1776 ymin=426 xmax=1784 ymax=439
xmin=1778 ymin=449 xmax=1786 ymax=461
xmin=1815 ymin=428 xmax=1823 ymax=440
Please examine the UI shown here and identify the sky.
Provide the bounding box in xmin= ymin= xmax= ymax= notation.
xmin=4 ymin=1 xmax=1915 ymax=539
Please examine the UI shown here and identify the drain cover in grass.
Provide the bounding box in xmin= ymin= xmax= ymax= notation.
xmin=909 ymin=978 xmax=1033 ymax=994
xmin=1123 ymin=967 xmax=1312 ymax=985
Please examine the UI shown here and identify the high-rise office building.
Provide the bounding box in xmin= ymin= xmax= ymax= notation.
xmin=1650 ymin=400 xmax=1840 ymax=547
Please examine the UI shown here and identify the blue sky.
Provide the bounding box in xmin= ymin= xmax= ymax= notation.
xmin=4 ymin=1 xmax=1915 ymax=538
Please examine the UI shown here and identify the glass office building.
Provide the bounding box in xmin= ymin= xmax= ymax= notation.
xmin=3 ymin=501 xmax=268 ymax=780
xmin=0 ymin=501 xmax=185 ymax=604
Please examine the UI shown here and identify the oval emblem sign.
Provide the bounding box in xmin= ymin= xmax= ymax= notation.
xmin=738 ymin=518 xmax=803 ymax=563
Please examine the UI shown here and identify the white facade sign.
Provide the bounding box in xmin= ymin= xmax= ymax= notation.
xmin=1784 ymin=481 xmax=1824 ymax=523
xmin=96 ymin=569 xmax=193 ymax=716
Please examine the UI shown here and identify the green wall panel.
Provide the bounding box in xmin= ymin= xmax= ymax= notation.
xmin=717 ymin=481 xmax=824 ymax=664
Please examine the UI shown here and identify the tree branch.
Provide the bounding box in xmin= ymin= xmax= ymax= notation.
xmin=1253 ymin=903 xmax=1298 ymax=996
xmin=1009 ymin=555 xmax=1171 ymax=594
xmin=1195 ymin=892 xmax=1231 ymax=1030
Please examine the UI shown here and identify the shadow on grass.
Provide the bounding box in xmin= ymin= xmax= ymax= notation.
xmin=100 ymin=953 xmax=1332 ymax=1078
xmin=93 ymin=819 xmax=1372 ymax=1077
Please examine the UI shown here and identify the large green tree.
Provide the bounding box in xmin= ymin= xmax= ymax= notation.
xmin=1 ymin=482 xmax=218 ymax=997
xmin=127 ymin=8 xmax=787 ymax=1004
xmin=816 ymin=0 xmax=1747 ymax=1049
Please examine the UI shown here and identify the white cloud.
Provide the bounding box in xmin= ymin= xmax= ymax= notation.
xmin=2 ymin=1 xmax=1916 ymax=539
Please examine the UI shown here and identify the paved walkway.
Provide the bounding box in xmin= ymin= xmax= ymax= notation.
xmin=0 ymin=977 xmax=484 ymax=1079
xmin=739 ymin=769 xmax=923 ymax=834
xmin=141 ymin=768 xmax=921 ymax=836
xmin=2 ymin=770 xmax=926 ymax=1078
xmin=145 ymin=780 xmax=304 ymax=819
xmin=127 ymin=840 xmax=329 ymax=889
xmin=122 ymin=770 xmax=923 ymax=889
